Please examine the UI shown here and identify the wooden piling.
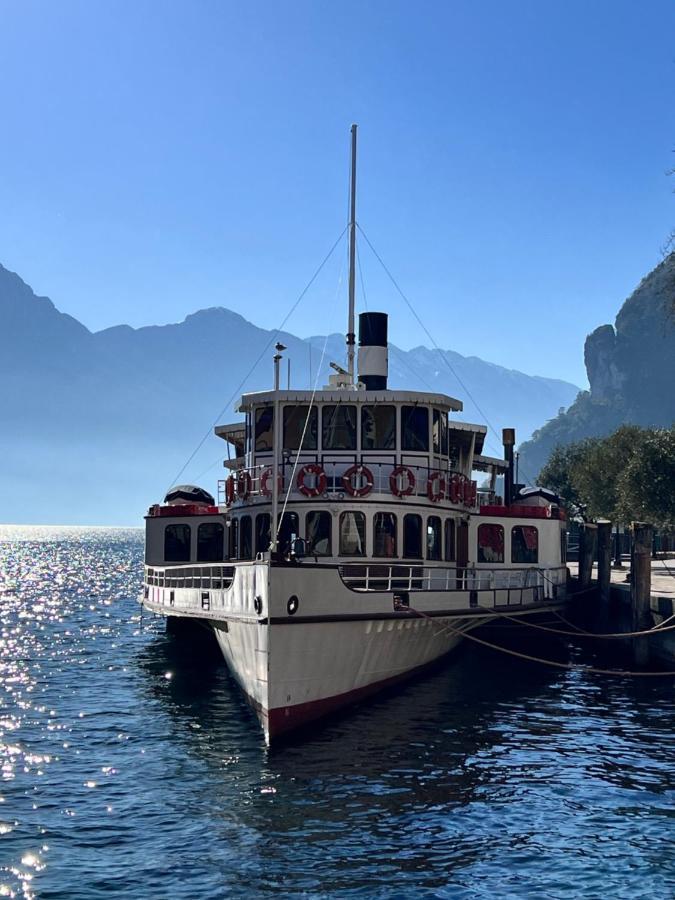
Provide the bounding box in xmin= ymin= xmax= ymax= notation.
xmin=578 ymin=522 xmax=597 ymax=589
xmin=597 ymin=520 xmax=612 ymax=606
xmin=631 ymin=522 xmax=653 ymax=666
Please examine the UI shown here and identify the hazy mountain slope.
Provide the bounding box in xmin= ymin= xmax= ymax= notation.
xmin=0 ymin=263 xmax=579 ymax=524
xmin=519 ymin=252 xmax=675 ymax=479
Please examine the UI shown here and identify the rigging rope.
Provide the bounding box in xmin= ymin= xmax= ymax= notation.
xmin=407 ymin=605 xmax=675 ymax=678
xmin=166 ymin=226 xmax=348 ymax=491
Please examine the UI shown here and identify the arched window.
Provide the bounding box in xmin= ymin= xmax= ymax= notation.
xmin=339 ymin=511 xmax=366 ymax=556
xmin=477 ymin=524 xmax=504 ymax=563
xmin=373 ymin=512 xmax=397 ymax=558
xmin=444 ymin=519 xmax=456 ymax=561
xmin=426 ymin=516 xmax=442 ymax=560
xmin=403 ymin=514 xmax=423 ymax=559
xmin=164 ymin=524 xmax=191 ymax=562
xmin=256 ymin=514 xmax=271 ymax=554
xmin=512 ymin=525 xmax=538 ymax=564
xmin=240 ymin=515 xmax=253 ymax=560
xmin=306 ymin=511 xmax=332 ymax=556
xmin=277 ymin=511 xmax=300 ymax=558
xmin=197 ymin=522 xmax=224 ymax=562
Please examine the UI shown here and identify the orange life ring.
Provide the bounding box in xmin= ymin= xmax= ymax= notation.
xmin=236 ymin=469 xmax=252 ymax=500
xmin=225 ymin=475 xmax=235 ymax=505
xmin=260 ymin=467 xmax=282 ymax=497
xmin=297 ymin=463 xmax=326 ymax=497
xmin=427 ymin=470 xmax=446 ymax=503
xmin=449 ymin=473 xmax=462 ymax=504
xmin=342 ymin=464 xmax=374 ymax=497
xmin=389 ymin=465 xmax=415 ymax=497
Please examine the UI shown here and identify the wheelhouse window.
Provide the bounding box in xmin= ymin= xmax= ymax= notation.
xmin=197 ymin=522 xmax=224 ymax=562
xmin=401 ymin=406 xmax=429 ymax=452
xmin=228 ymin=518 xmax=238 ymax=559
xmin=362 ymin=405 xmax=396 ymax=450
xmin=426 ymin=516 xmax=442 ymax=561
xmin=164 ymin=524 xmax=191 ymax=562
xmin=277 ymin=511 xmax=299 ymax=558
xmin=283 ymin=405 xmax=318 ymax=451
xmin=256 ymin=513 xmax=271 ymax=554
xmin=433 ymin=409 xmax=449 ymax=456
xmin=512 ymin=525 xmax=538 ymax=564
xmin=240 ymin=515 xmax=253 ymax=560
xmin=478 ymin=524 xmax=504 ymax=563
xmin=373 ymin=512 xmax=397 ymax=558
xmin=322 ymin=405 xmax=357 ymax=450
xmin=255 ymin=407 xmax=274 ymax=452
xmin=339 ymin=511 xmax=366 ymax=556
xmin=403 ymin=514 xmax=423 ymax=559
xmin=306 ymin=511 xmax=332 ymax=556
xmin=444 ymin=519 xmax=456 ymax=561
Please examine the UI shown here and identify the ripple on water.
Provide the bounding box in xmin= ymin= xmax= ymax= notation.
xmin=0 ymin=526 xmax=674 ymax=899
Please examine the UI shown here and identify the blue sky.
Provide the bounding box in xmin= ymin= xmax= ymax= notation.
xmin=1 ymin=0 xmax=674 ymax=386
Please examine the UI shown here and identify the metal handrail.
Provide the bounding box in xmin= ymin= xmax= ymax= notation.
xmin=145 ymin=563 xmax=236 ymax=590
xmin=338 ymin=564 xmax=567 ymax=595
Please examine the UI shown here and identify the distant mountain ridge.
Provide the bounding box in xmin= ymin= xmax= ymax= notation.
xmin=0 ymin=263 xmax=579 ymax=524
xmin=519 ymin=252 xmax=675 ymax=479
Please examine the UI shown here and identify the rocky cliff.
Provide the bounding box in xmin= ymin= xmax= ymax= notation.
xmin=519 ymin=252 xmax=675 ymax=480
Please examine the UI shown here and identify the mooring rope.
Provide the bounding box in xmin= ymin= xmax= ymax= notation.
xmin=406 ymin=605 xmax=675 ymax=678
xmin=472 ymin=608 xmax=675 ymax=640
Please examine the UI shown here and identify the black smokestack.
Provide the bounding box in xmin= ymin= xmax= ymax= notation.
xmin=358 ymin=312 xmax=388 ymax=390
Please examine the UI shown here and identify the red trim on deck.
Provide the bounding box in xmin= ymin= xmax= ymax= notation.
xmin=148 ymin=504 xmax=221 ymax=517
xmin=479 ymin=504 xmax=564 ymax=520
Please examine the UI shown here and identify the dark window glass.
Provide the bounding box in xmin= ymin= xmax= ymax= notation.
xmin=339 ymin=511 xmax=366 ymax=556
xmin=403 ymin=514 xmax=423 ymax=558
xmin=165 ymin=524 xmax=191 ymax=562
xmin=445 ymin=519 xmax=456 ymax=561
xmin=478 ymin=524 xmax=504 ymax=563
xmin=426 ymin=516 xmax=442 ymax=561
xmin=512 ymin=526 xmax=538 ymax=564
xmin=277 ymin=511 xmax=299 ymax=557
xmin=197 ymin=522 xmax=224 ymax=562
xmin=401 ymin=406 xmax=429 ymax=452
xmin=255 ymin=407 xmax=274 ymax=452
xmin=373 ymin=512 xmax=397 ymax=558
xmin=228 ymin=518 xmax=238 ymax=559
xmin=322 ymin=405 xmax=357 ymax=450
xmin=283 ymin=405 xmax=318 ymax=450
xmin=306 ymin=511 xmax=332 ymax=556
xmin=256 ymin=514 xmax=271 ymax=554
xmin=362 ymin=405 xmax=396 ymax=450
xmin=561 ymin=530 xmax=567 ymax=564
xmin=433 ymin=409 xmax=441 ymax=454
xmin=448 ymin=443 xmax=460 ymax=470
xmin=441 ymin=413 xmax=449 ymax=456
xmin=240 ymin=516 xmax=253 ymax=560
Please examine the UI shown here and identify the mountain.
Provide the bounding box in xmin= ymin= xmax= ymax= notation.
xmin=0 ymin=263 xmax=579 ymax=524
xmin=519 ymin=252 xmax=675 ymax=480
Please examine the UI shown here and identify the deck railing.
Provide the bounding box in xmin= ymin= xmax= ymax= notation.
xmin=145 ymin=564 xmax=236 ymax=590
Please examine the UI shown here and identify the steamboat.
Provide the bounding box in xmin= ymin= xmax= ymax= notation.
xmin=141 ymin=126 xmax=569 ymax=743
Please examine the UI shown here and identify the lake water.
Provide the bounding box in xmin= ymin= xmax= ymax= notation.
xmin=1 ymin=527 xmax=674 ymax=898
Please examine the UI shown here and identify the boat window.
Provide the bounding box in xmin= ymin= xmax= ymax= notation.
xmin=306 ymin=510 xmax=332 ymax=556
xmin=228 ymin=518 xmax=238 ymax=559
xmin=433 ymin=410 xmax=441 ymax=455
xmin=322 ymin=405 xmax=357 ymax=450
xmin=512 ymin=525 xmax=538 ymax=564
xmin=444 ymin=519 xmax=456 ymax=561
xmin=277 ymin=511 xmax=300 ymax=558
xmin=197 ymin=522 xmax=224 ymax=562
xmin=448 ymin=442 xmax=460 ymax=470
xmin=240 ymin=515 xmax=253 ymax=560
xmin=283 ymin=405 xmax=318 ymax=451
xmin=433 ymin=409 xmax=449 ymax=456
xmin=373 ymin=512 xmax=397 ymax=558
xmin=362 ymin=405 xmax=396 ymax=450
xmin=477 ymin=524 xmax=504 ymax=563
xmin=256 ymin=513 xmax=271 ymax=554
xmin=255 ymin=407 xmax=274 ymax=452
xmin=560 ymin=529 xmax=567 ymax=565
xmin=339 ymin=511 xmax=366 ymax=556
xmin=403 ymin=514 xmax=423 ymax=559
xmin=164 ymin=524 xmax=191 ymax=562
xmin=401 ymin=406 xmax=429 ymax=452
xmin=426 ymin=516 xmax=442 ymax=561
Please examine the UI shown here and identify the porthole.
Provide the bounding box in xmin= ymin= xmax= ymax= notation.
xmin=287 ymin=595 xmax=299 ymax=616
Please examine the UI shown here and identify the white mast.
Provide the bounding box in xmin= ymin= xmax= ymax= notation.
xmin=346 ymin=123 xmax=357 ymax=384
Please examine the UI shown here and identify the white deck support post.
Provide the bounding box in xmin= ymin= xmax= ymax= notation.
xmin=270 ymin=345 xmax=284 ymax=555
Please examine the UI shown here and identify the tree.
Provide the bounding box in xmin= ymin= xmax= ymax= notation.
xmin=571 ymin=425 xmax=648 ymax=521
xmin=618 ymin=428 xmax=675 ymax=528
xmin=537 ymin=439 xmax=598 ymax=508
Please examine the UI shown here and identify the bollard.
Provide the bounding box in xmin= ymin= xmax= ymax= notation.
xmin=631 ymin=522 xmax=653 ymax=666
xmin=578 ymin=523 xmax=597 ymax=589
xmin=597 ymin=521 xmax=612 ymax=606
